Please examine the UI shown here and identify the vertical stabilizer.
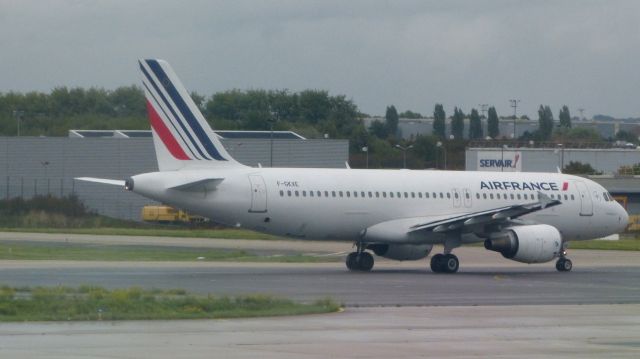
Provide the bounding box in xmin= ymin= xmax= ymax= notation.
xmin=139 ymin=59 xmax=242 ymax=171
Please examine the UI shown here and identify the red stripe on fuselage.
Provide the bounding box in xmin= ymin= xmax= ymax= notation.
xmin=146 ymin=100 xmax=190 ymax=160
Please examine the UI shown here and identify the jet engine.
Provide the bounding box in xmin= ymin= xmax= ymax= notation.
xmin=368 ymin=244 xmax=433 ymax=261
xmin=484 ymin=224 xmax=562 ymax=264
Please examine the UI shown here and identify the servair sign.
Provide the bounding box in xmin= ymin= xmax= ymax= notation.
xmin=477 ymin=151 xmax=522 ymax=172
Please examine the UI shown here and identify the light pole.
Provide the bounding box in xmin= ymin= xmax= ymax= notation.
xmin=395 ymin=144 xmax=413 ymax=169
xmin=437 ymin=141 xmax=447 ymax=170
xmin=556 ymin=143 xmax=564 ymax=171
xmin=362 ymin=146 xmax=369 ymax=169
xmin=13 ymin=110 xmax=24 ymax=137
xmin=509 ymin=99 xmax=520 ymax=139
xmin=268 ymin=111 xmax=278 ymax=167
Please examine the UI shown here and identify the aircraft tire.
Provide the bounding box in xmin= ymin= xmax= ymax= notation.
xmin=430 ymin=254 xmax=445 ymax=273
xmin=443 ymin=254 xmax=459 ymax=273
xmin=357 ymin=252 xmax=374 ymax=271
xmin=556 ymin=258 xmax=572 ymax=272
xmin=346 ymin=252 xmax=358 ymax=271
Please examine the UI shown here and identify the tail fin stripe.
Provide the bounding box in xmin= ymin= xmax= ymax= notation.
xmin=140 ymin=62 xmax=210 ymax=160
xmin=146 ymin=100 xmax=191 ymax=160
xmin=142 ymin=81 xmax=201 ymax=160
xmin=146 ymin=60 xmax=228 ymax=161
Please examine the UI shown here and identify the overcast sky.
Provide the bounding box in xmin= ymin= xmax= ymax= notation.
xmin=2 ymin=0 xmax=639 ymax=118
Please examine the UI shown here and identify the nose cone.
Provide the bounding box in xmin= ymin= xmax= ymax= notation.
xmin=618 ymin=205 xmax=629 ymax=232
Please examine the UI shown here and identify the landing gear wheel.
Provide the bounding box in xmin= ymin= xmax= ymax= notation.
xmin=430 ymin=254 xmax=459 ymax=273
xmin=443 ymin=254 xmax=459 ymax=273
xmin=430 ymin=254 xmax=445 ymax=272
xmin=346 ymin=252 xmax=358 ymax=271
xmin=345 ymin=251 xmax=374 ymax=271
xmin=556 ymin=258 xmax=572 ymax=272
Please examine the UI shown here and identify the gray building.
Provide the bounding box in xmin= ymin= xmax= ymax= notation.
xmin=465 ymin=147 xmax=640 ymax=175
xmin=0 ymin=134 xmax=348 ymax=221
xmin=364 ymin=117 xmax=640 ymax=141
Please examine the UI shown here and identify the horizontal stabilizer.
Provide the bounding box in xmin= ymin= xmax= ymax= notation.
xmin=168 ymin=178 xmax=224 ymax=191
xmin=75 ymin=177 xmax=125 ymax=186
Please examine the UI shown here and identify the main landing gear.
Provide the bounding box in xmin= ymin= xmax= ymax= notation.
xmin=346 ymin=242 xmax=374 ymax=272
xmin=430 ymin=253 xmax=459 ymax=273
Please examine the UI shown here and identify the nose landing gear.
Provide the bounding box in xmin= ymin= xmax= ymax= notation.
xmin=555 ymin=249 xmax=572 ymax=272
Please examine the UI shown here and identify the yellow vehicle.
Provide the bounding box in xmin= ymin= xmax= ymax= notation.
xmin=141 ymin=205 xmax=207 ymax=224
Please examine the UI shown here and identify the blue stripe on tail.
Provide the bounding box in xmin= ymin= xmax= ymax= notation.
xmin=146 ymin=60 xmax=227 ymax=161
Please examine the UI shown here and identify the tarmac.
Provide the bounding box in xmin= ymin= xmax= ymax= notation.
xmin=0 ymin=232 xmax=639 ymax=358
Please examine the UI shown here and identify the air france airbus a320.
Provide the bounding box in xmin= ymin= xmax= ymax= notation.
xmin=78 ymin=59 xmax=629 ymax=273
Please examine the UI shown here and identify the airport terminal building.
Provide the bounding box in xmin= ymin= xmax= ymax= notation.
xmin=0 ymin=130 xmax=348 ymax=221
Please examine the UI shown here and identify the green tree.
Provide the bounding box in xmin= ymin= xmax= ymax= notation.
xmin=616 ymin=130 xmax=639 ymax=144
xmin=559 ymin=105 xmax=571 ymax=128
xmin=537 ymin=105 xmax=554 ymax=141
xmin=399 ymin=110 xmax=423 ymax=119
xmin=487 ymin=106 xmax=499 ymax=139
xmin=433 ymin=104 xmax=446 ymax=139
xmin=468 ymin=108 xmax=482 ymax=139
xmin=451 ymin=107 xmax=465 ymax=140
xmin=369 ymin=120 xmax=388 ymax=139
xmin=385 ymin=105 xmax=399 ymax=137
xmin=563 ymin=161 xmax=601 ymax=175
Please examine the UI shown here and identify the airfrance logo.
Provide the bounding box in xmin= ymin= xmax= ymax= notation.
xmin=479 ymin=153 xmax=520 ymax=169
xmin=481 ymin=181 xmax=569 ymax=191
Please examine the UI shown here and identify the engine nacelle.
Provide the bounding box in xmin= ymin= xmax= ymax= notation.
xmin=484 ymin=224 xmax=562 ymax=264
xmin=368 ymin=244 xmax=433 ymax=261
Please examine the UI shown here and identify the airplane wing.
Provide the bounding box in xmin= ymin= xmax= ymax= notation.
xmin=408 ymin=192 xmax=561 ymax=234
xmin=363 ymin=192 xmax=561 ymax=243
xmin=75 ymin=177 xmax=125 ymax=186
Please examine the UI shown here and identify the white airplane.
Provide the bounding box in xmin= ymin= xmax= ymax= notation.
xmin=78 ymin=59 xmax=629 ymax=273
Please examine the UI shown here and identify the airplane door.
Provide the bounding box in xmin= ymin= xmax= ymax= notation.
xmin=463 ymin=188 xmax=472 ymax=208
xmin=248 ymin=174 xmax=267 ymax=213
xmin=452 ymin=189 xmax=461 ymax=208
xmin=574 ymin=181 xmax=593 ymax=216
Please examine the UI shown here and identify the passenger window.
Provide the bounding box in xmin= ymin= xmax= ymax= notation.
xmin=425 ymin=192 xmax=429 ymax=198
xmin=339 ymin=191 xmax=343 ymax=197
xmin=279 ymin=190 xmax=284 ymax=196
xmin=353 ymin=191 xmax=357 ymax=198
xmin=454 ymin=192 xmax=459 ymax=199
xmin=483 ymin=193 xmax=487 ymax=199
xmin=496 ymin=193 xmax=501 ymax=199
xmin=476 ymin=193 xmax=480 ymax=199
xmin=465 ymin=193 xmax=470 ymax=199
xmin=390 ymin=192 xmax=394 ymax=198
xmin=503 ymin=193 xmax=507 ymax=200
xmin=361 ymin=191 xmax=365 ymax=197
xmin=287 ymin=190 xmax=292 ymax=196
xmin=446 ymin=193 xmax=451 ymax=199
xmin=439 ymin=193 xmax=444 ymax=199
xmin=517 ymin=194 xmax=521 ymax=200
xmin=397 ymin=192 xmax=401 ymax=198
xmin=375 ymin=191 xmax=379 ymax=198
xmin=433 ymin=192 xmax=437 ymax=198
xmin=317 ymin=191 xmax=322 ymax=197
xmin=571 ymin=194 xmax=575 ymax=200
xmin=490 ymin=193 xmax=494 ymax=199
xmin=347 ymin=191 xmax=351 ymax=198
xmin=564 ymin=194 xmax=568 ymax=200
xmin=404 ymin=192 xmax=409 ymax=198
xmin=332 ymin=191 xmax=336 ymax=197
xmin=310 ymin=191 xmax=314 ymax=197
xmin=510 ymin=193 xmax=514 ymax=200
xmin=302 ymin=191 xmax=307 ymax=197
xmin=418 ymin=192 xmax=423 ymax=198
xmin=295 ymin=191 xmax=299 ymax=197
xmin=368 ymin=191 xmax=372 ymax=198
xmin=382 ymin=192 xmax=387 ymax=198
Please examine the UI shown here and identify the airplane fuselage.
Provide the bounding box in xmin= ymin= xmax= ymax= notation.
xmin=131 ymin=168 xmax=628 ymax=244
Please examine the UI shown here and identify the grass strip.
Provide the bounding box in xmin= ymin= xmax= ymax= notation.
xmin=0 ymin=241 xmax=338 ymax=262
xmin=569 ymin=238 xmax=640 ymax=251
xmin=0 ymin=285 xmax=340 ymax=321
xmin=0 ymin=227 xmax=281 ymax=240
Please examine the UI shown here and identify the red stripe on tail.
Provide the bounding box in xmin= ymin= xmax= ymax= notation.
xmin=146 ymin=101 xmax=190 ymax=160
